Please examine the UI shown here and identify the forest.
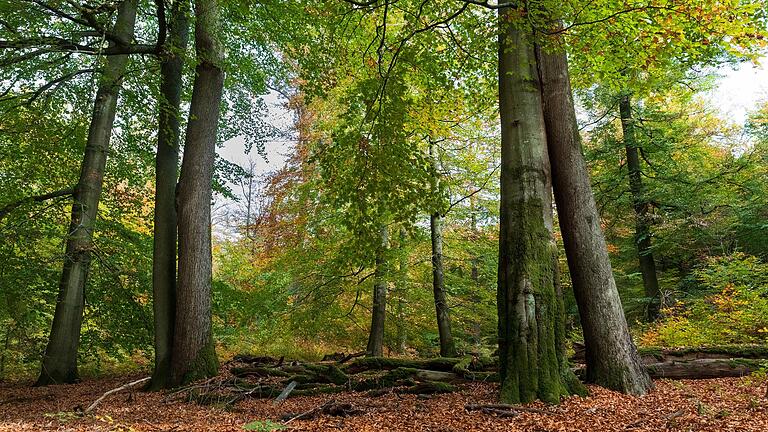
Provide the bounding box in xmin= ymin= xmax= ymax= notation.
xmin=0 ymin=0 xmax=767 ymax=431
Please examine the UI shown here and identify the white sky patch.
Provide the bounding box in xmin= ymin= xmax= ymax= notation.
xmin=705 ymin=59 xmax=768 ymax=126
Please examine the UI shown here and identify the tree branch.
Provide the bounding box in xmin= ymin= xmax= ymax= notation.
xmin=0 ymin=187 xmax=76 ymax=221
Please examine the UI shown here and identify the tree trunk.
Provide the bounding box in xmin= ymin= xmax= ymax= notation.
xmin=366 ymin=225 xmax=388 ymax=357
xmin=469 ymin=196 xmax=482 ymax=349
xmin=149 ymin=0 xmax=189 ymax=391
xmin=395 ymin=227 xmax=407 ymax=354
xmin=496 ymin=11 xmax=576 ymax=404
xmin=429 ymin=144 xmax=456 ymax=358
xmin=619 ymin=94 xmax=660 ymax=321
xmin=538 ymin=47 xmax=653 ymax=395
xmin=169 ymin=0 xmax=224 ymax=387
xmin=36 ymin=0 xmax=138 ymax=386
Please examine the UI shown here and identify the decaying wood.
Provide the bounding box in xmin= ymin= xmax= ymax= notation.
xmin=283 ymin=399 xmax=364 ymax=422
xmin=465 ymin=403 xmax=561 ymax=415
xmin=274 ymin=381 xmax=298 ymax=404
xmin=178 ymin=348 xmax=768 ymax=407
xmin=646 ymin=359 xmax=762 ymax=379
xmin=83 ymin=377 xmax=150 ymax=414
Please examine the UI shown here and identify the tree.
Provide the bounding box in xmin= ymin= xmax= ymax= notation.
xmin=366 ymin=225 xmax=389 ymax=357
xmin=37 ymin=0 xmax=138 ymax=386
xmin=169 ymin=0 xmax=224 ymax=386
xmin=149 ymin=0 xmax=190 ymax=390
xmin=496 ymin=8 xmax=577 ymax=404
xmin=538 ymin=40 xmax=652 ymax=395
xmin=429 ymin=143 xmax=456 ymax=358
xmin=618 ymin=93 xmax=661 ymax=321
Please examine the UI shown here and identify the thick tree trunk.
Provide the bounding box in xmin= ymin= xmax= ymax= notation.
xmin=619 ymin=94 xmax=660 ymax=321
xmin=149 ymin=0 xmax=189 ymax=391
xmin=538 ymin=47 xmax=653 ymax=395
xmin=36 ymin=0 xmax=138 ymax=386
xmin=168 ymin=0 xmax=224 ymax=387
xmin=366 ymin=225 xmax=389 ymax=357
xmin=429 ymin=144 xmax=456 ymax=357
xmin=496 ymin=11 xmax=577 ymax=404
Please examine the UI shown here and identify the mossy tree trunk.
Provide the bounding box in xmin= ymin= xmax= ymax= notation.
xmin=496 ymin=9 xmax=577 ymax=404
xmin=169 ymin=0 xmax=223 ymax=387
xmin=619 ymin=94 xmax=661 ymax=321
xmin=366 ymin=225 xmax=389 ymax=357
xmin=538 ymin=45 xmax=653 ymax=395
xmin=429 ymin=143 xmax=456 ymax=358
xmin=149 ymin=0 xmax=189 ymax=391
xmin=36 ymin=0 xmax=138 ymax=386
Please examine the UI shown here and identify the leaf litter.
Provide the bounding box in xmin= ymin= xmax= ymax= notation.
xmin=0 ymin=376 xmax=766 ymax=431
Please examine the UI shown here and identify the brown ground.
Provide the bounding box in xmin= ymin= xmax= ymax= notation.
xmin=1 ymin=376 xmax=766 ymax=431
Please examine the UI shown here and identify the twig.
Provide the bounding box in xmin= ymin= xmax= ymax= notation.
xmin=285 ymin=399 xmax=335 ymax=423
xmin=83 ymin=377 xmax=150 ymax=414
xmin=465 ymin=403 xmax=560 ymax=415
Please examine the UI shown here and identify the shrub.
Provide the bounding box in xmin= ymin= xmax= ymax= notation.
xmin=641 ymin=253 xmax=768 ymax=346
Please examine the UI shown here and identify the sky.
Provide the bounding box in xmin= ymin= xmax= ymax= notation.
xmin=705 ymin=60 xmax=768 ymax=125
xmin=219 ymin=60 xmax=768 ymax=182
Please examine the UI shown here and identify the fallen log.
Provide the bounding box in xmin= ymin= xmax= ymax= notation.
xmin=571 ymin=344 xmax=768 ymax=364
xmin=574 ymin=358 xmax=764 ymax=380
xmin=646 ymin=359 xmax=763 ymax=379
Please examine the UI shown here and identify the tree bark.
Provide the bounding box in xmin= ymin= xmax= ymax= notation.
xmin=538 ymin=47 xmax=653 ymax=395
xmin=496 ymin=10 xmax=577 ymax=404
xmin=149 ymin=0 xmax=189 ymax=391
xmin=366 ymin=225 xmax=388 ymax=357
xmin=168 ymin=0 xmax=223 ymax=387
xmin=429 ymin=144 xmax=456 ymax=358
xmin=619 ymin=94 xmax=661 ymax=321
xmin=395 ymin=227 xmax=407 ymax=354
xmin=36 ymin=0 xmax=138 ymax=386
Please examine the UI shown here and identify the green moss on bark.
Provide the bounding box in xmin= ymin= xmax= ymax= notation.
xmin=180 ymin=337 xmax=218 ymax=385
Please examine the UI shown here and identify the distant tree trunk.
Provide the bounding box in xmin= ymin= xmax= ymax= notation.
xmin=149 ymin=0 xmax=189 ymax=391
xmin=430 ymin=211 xmax=456 ymax=357
xmin=395 ymin=227 xmax=408 ymax=354
xmin=366 ymin=225 xmax=388 ymax=357
xmin=429 ymin=144 xmax=456 ymax=358
xmin=538 ymin=46 xmax=653 ymax=395
xmin=168 ymin=0 xmax=223 ymax=386
xmin=469 ymin=196 xmax=482 ymax=349
xmin=619 ymin=94 xmax=660 ymax=321
xmin=496 ymin=11 xmax=578 ymax=404
xmin=36 ymin=0 xmax=138 ymax=386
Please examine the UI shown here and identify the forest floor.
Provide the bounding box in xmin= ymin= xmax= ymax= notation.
xmin=0 ymin=375 xmax=766 ymax=431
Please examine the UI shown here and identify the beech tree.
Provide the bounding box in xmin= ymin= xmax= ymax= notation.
xmin=366 ymin=225 xmax=389 ymax=357
xmin=149 ymin=0 xmax=190 ymax=390
xmin=538 ymin=39 xmax=653 ymax=395
xmin=37 ymin=0 xmax=138 ymax=386
xmin=169 ymin=0 xmax=224 ymax=386
xmin=496 ymin=7 xmax=578 ymax=404
xmin=429 ymin=143 xmax=456 ymax=358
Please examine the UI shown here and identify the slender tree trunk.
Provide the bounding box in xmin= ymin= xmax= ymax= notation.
xmin=36 ymin=0 xmax=138 ymax=386
xmin=366 ymin=225 xmax=388 ymax=357
xmin=429 ymin=144 xmax=456 ymax=358
xmin=149 ymin=0 xmax=189 ymax=391
xmin=430 ymin=211 xmax=456 ymax=357
xmin=496 ymin=10 xmax=578 ymax=404
xmin=538 ymin=47 xmax=653 ymax=395
xmin=619 ymin=94 xmax=660 ymax=321
xmin=395 ymin=227 xmax=407 ymax=354
xmin=168 ymin=0 xmax=223 ymax=386
xmin=469 ymin=196 xmax=482 ymax=349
